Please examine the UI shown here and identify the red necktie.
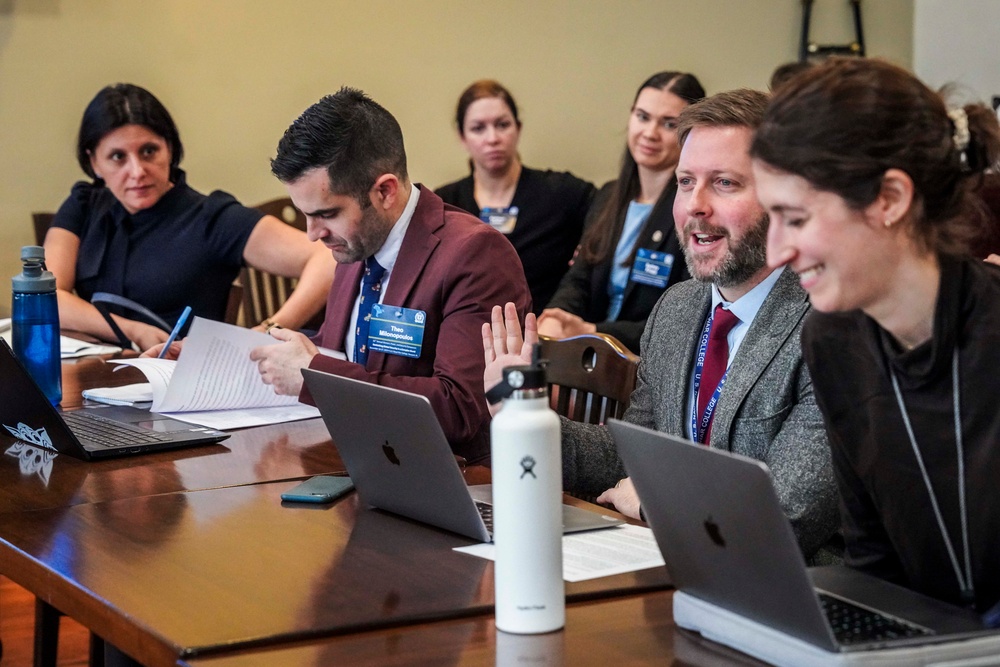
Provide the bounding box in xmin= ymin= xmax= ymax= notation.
xmin=697 ymin=305 xmax=741 ymax=443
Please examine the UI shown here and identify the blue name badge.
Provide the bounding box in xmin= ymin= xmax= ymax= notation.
xmin=367 ymin=304 xmax=426 ymax=359
xmin=480 ymin=206 xmax=519 ymax=234
xmin=629 ymin=248 xmax=674 ymax=288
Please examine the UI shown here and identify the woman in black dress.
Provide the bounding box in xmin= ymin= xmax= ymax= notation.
xmin=436 ymin=80 xmax=594 ymax=314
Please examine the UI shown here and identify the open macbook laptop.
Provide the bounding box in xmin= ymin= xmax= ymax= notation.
xmin=0 ymin=339 xmax=229 ymax=460
xmin=302 ymin=368 xmax=623 ymax=542
xmin=609 ymin=419 xmax=1000 ymax=666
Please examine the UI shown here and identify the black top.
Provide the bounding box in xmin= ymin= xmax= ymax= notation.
xmin=51 ymin=171 xmax=261 ymax=327
xmin=544 ymin=179 xmax=689 ymax=354
xmin=802 ymin=256 xmax=1000 ymax=613
xmin=435 ymin=167 xmax=594 ymax=313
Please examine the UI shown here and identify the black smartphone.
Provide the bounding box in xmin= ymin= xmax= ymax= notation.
xmin=280 ymin=475 xmax=354 ymax=504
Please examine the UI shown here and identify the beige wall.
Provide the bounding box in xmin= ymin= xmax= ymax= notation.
xmin=0 ymin=0 xmax=913 ymax=316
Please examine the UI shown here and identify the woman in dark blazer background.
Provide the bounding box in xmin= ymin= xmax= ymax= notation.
xmin=539 ymin=71 xmax=705 ymax=353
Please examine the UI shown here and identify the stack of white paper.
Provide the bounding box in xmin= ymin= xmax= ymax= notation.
xmin=99 ymin=317 xmax=320 ymax=429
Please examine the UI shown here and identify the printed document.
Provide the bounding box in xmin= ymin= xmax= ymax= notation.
xmin=454 ymin=523 xmax=665 ymax=582
xmin=106 ymin=317 xmax=320 ymax=428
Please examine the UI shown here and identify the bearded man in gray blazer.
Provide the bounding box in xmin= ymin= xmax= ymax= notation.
xmin=484 ymin=89 xmax=838 ymax=558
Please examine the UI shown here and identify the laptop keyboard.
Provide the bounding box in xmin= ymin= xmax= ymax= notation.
xmin=63 ymin=410 xmax=172 ymax=448
xmin=474 ymin=500 xmax=494 ymax=533
xmin=819 ymin=593 xmax=934 ymax=645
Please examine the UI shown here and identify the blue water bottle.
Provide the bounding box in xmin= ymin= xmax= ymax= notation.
xmin=12 ymin=246 xmax=62 ymax=405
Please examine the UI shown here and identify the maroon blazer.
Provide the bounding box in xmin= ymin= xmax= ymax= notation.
xmin=301 ymin=185 xmax=532 ymax=463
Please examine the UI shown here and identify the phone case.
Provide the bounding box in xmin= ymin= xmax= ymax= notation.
xmin=280 ymin=475 xmax=354 ymax=503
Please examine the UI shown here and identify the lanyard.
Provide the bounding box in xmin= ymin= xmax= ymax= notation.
xmin=690 ymin=312 xmax=730 ymax=444
xmin=889 ymin=348 xmax=974 ymax=607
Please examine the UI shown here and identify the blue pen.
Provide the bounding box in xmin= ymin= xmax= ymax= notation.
xmin=158 ymin=306 xmax=192 ymax=359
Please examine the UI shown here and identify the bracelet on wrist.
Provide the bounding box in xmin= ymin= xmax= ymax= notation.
xmin=262 ymin=318 xmax=282 ymax=333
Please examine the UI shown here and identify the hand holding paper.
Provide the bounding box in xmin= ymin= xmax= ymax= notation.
xmin=107 ymin=317 xmax=320 ymax=429
xmin=249 ymin=326 xmax=319 ymax=397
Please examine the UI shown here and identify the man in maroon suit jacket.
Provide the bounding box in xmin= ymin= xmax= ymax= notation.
xmin=250 ymin=88 xmax=531 ymax=463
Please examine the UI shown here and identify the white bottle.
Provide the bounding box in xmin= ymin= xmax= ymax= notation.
xmin=490 ymin=363 xmax=564 ymax=634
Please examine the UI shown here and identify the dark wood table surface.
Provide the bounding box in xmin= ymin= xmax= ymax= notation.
xmin=0 ymin=354 xmax=671 ymax=666
xmin=0 ymin=481 xmax=668 ymax=667
xmin=179 ymin=591 xmax=767 ymax=666
xmin=0 ymin=356 xmax=345 ymax=513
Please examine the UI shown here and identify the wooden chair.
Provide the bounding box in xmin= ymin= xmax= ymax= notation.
xmin=538 ymin=333 xmax=640 ymax=425
xmin=31 ymin=212 xmax=55 ymax=246
xmin=234 ymin=197 xmax=323 ymax=329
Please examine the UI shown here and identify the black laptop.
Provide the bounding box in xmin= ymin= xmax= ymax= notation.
xmin=610 ymin=420 xmax=1000 ymax=666
xmin=0 ymin=339 xmax=229 ymax=460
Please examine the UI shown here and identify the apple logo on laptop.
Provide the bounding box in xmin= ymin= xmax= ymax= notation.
xmin=704 ymin=515 xmax=726 ymax=547
xmin=382 ymin=440 xmax=401 ymax=466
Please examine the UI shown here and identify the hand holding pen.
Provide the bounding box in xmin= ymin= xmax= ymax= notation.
xmin=157 ymin=306 xmax=192 ymax=359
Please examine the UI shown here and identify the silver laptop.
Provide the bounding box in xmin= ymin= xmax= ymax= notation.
xmin=609 ymin=419 xmax=996 ymax=658
xmin=302 ymin=368 xmax=623 ymax=542
xmin=0 ymin=339 xmax=228 ymax=460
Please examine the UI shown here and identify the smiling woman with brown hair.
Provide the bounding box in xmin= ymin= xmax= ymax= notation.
xmin=538 ymin=71 xmax=705 ymax=353
xmin=752 ymin=57 xmax=1000 ymax=620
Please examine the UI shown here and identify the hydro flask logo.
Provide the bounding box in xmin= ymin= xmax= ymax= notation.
xmin=520 ymin=455 xmax=537 ymax=479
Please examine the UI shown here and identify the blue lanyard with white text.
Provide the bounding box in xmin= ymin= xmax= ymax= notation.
xmin=690 ymin=312 xmax=729 ymax=444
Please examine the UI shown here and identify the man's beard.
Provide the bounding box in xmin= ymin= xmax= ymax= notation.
xmin=334 ymin=202 xmax=393 ymax=264
xmin=681 ymin=213 xmax=769 ymax=289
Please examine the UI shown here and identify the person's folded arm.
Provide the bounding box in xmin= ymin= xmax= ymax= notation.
xmin=242 ymin=215 xmax=336 ymax=331
xmin=44 ymin=227 xmax=166 ymax=350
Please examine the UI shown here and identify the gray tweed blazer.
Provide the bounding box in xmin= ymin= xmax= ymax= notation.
xmin=561 ymin=268 xmax=839 ymax=556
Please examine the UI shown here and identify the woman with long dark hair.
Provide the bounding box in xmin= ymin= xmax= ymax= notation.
xmin=538 ymin=71 xmax=705 ymax=353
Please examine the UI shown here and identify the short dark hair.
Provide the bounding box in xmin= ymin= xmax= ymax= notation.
xmin=456 ymin=79 xmax=521 ymax=135
xmin=751 ymin=57 xmax=1000 ymax=255
xmin=271 ymin=87 xmax=408 ymax=203
xmin=76 ymin=84 xmax=184 ymax=181
xmin=676 ymin=88 xmax=769 ymax=147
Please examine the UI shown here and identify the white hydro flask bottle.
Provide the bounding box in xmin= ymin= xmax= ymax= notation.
xmin=488 ymin=356 xmax=564 ymax=634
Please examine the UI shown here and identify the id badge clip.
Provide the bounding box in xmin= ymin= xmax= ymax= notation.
xmin=480 ymin=206 xmax=519 ymax=234
xmin=630 ymin=249 xmax=674 ymax=288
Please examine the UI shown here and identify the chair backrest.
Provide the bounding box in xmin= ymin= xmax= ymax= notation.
xmin=236 ymin=197 xmax=315 ymax=328
xmin=32 ymin=212 xmax=55 ymax=246
xmin=539 ymin=333 xmax=640 ymax=425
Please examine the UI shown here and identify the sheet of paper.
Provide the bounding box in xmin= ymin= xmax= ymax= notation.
xmin=159 ymin=318 xmax=301 ymax=412
xmin=91 ymin=317 xmax=326 ymax=428
xmin=454 ymin=523 xmax=664 ymax=582
xmin=109 ymin=318 xmax=299 ymax=413
xmin=162 ymin=404 xmax=320 ymax=430
xmin=82 ymin=382 xmax=154 ymax=406
xmin=0 ymin=327 xmax=121 ymax=358
xmin=60 ymin=336 xmax=122 ymax=358
xmin=108 ymin=357 xmax=176 ymax=407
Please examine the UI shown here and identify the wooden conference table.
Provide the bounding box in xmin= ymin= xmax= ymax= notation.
xmin=0 ymin=355 xmax=709 ymax=666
